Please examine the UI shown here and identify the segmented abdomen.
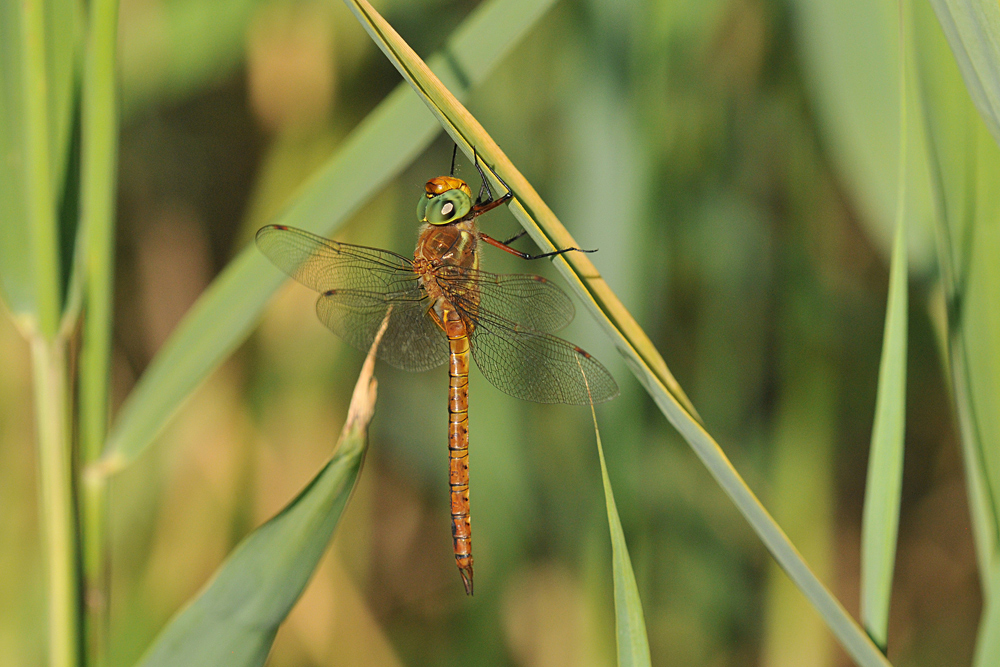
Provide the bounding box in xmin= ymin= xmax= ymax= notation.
xmin=443 ymin=306 xmax=473 ymax=595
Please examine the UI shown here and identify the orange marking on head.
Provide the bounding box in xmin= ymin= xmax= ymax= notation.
xmin=425 ymin=176 xmax=472 ymax=197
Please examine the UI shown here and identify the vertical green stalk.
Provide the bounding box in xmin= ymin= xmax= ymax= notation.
xmin=78 ymin=0 xmax=120 ymax=664
xmin=32 ymin=338 xmax=80 ymax=667
xmin=21 ymin=0 xmax=61 ymax=339
xmin=22 ymin=0 xmax=81 ymax=664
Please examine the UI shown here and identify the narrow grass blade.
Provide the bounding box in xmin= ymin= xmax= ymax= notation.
xmin=78 ymin=0 xmax=121 ymax=663
xmin=137 ymin=333 xmax=381 ymax=667
xmin=914 ymin=0 xmax=1000 ymax=587
xmin=342 ymin=4 xmax=892 ymax=665
xmin=45 ymin=0 xmax=82 ymax=207
xmin=927 ymin=0 xmax=1000 ymax=148
xmin=859 ymin=3 xmax=910 ymax=651
xmin=21 ymin=0 xmax=64 ymax=339
xmin=859 ymin=217 xmax=907 ymax=650
xmin=79 ymin=0 xmax=121 ymax=471
xmin=99 ymin=0 xmax=558 ymax=472
xmin=588 ymin=404 xmax=650 ymax=666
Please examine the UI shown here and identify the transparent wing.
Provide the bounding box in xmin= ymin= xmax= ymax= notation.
xmin=257 ymin=225 xmax=448 ymax=371
xmin=435 ymin=266 xmax=575 ymax=333
xmin=462 ymin=307 xmax=619 ymax=405
xmin=256 ymin=224 xmax=416 ymax=293
xmin=317 ymin=289 xmax=448 ymax=372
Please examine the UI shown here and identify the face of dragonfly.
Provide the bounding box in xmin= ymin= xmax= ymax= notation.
xmin=417 ymin=176 xmax=473 ymax=225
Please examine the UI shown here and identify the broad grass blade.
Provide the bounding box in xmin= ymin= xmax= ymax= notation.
xmin=927 ymin=0 xmax=1000 ymax=148
xmin=0 ymin=0 xmax=79 ymax=336
xmin=341 ymin=2 xmax=892 ymax=665
xmin=914 ymin=0 xmax=1000 ymax=590
xmin=99 ymin=0 xmax=558 ymax=471
xmin=136 ymin=336 xmax=381 ymax=667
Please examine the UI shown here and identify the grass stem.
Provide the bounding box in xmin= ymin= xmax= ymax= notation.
xmin=32 ymin=338 xmax=81 ymax=667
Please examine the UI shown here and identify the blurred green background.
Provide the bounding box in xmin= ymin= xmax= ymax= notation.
xmin=0 ymin=0 xmax=980 ymax=665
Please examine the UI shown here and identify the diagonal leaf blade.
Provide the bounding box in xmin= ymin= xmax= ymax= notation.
xmin=136 ymin=344 xmax=379 ymax=667
xmin=341 ymin=2 xmax=893 ymax=665
xmin=99 ymin=0 xmax=559 ymax=471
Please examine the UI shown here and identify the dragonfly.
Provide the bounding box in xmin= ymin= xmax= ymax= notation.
xmin=256 ymin=151 xmax=618 ymax=595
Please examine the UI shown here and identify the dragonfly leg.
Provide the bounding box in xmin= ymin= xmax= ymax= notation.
xmin=479 ymin=232 xmax=598 ymax=261
xmin=500 ymin=229 xmax=528 ymax=245
xmin=470 ymin=147 xmax=513 ymax=215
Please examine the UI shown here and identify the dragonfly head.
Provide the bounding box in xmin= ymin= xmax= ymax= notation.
xmin=418 ymin=177 xmax=473 ymax=225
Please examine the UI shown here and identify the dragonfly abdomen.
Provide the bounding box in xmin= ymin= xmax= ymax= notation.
xmin=443 ymin=306 xmax=474 ymax=595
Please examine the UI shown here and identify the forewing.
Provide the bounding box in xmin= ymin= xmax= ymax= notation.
xmin=317 ymin=290 xmax=448 ymax=372
xmin=256 ymin=225 xmax=414 ymax=293
xmin=436 ymin=266 xmax=575 ymax=333
xmin=465 ymin=309 xmax=619 ymax=405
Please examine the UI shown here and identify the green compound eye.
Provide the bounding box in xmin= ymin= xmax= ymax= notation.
xmin=417 ymin=189 xmax=472 ymax=224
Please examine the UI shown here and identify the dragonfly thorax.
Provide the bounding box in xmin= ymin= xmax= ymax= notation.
xmin=418 ymin=177 xmax=473 ymax=225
